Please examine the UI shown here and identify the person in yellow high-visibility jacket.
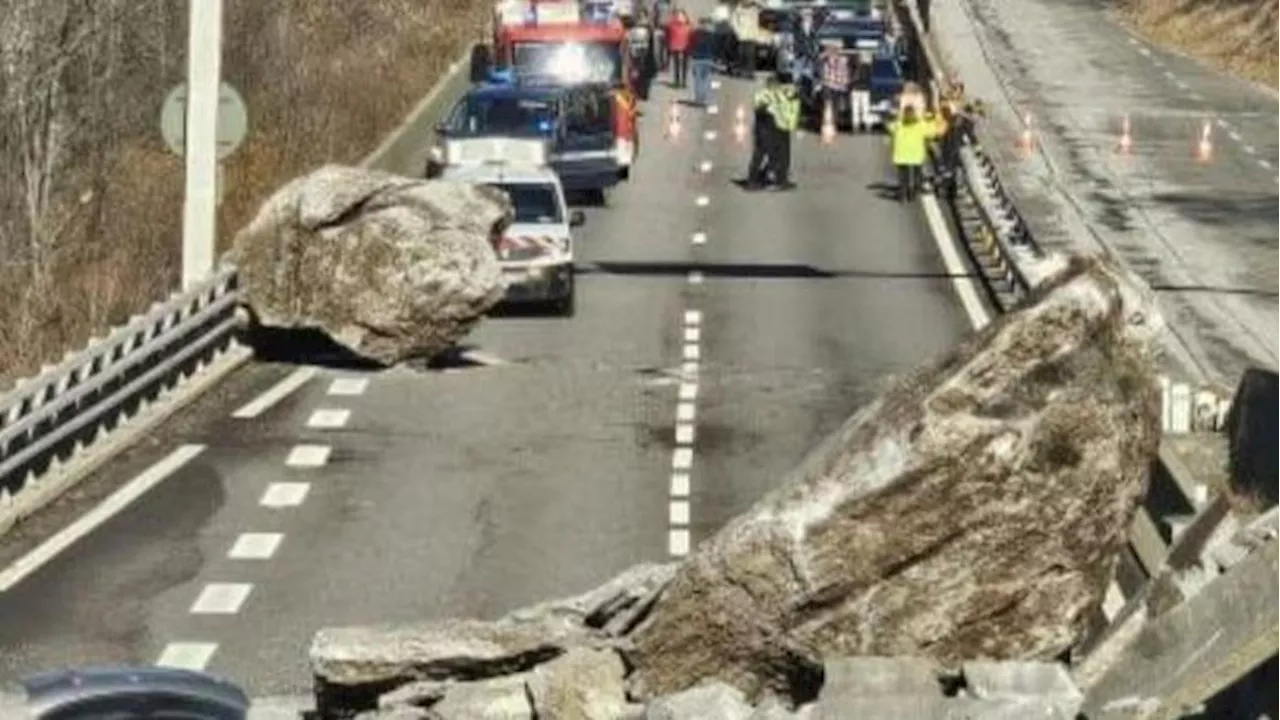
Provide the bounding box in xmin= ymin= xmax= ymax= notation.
xmin=887 ymin=104 xmax=945 ymax=203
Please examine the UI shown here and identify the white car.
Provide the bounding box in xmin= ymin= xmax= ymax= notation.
xmin=440 ymin=160 xmax=583 ymax=316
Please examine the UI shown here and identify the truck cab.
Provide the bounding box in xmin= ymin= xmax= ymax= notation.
xmin=428 ymin=80 xmax=625 ymax=201
xmin=438 ymin=144 xmax=583 ymax=316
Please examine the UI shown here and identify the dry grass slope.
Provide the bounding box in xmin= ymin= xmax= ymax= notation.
xmin=1121 ymin=0 xmax=1279 ymax=88
xmin=0 ymin=0 xmax=488 ymax=387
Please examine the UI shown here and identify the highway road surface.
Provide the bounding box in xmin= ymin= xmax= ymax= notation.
xmin=0 ymin=74 xmax=976 ymax=696
xmin=929 ymin=0 xmax=1279 ymax=388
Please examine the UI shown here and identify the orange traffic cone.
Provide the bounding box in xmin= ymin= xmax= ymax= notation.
xmin=665 ymin=101 xmax=682 ymax=140
xmin=821 ymin=103 xmax=836 ymax=144
xmin=1117 ymin=113 xmax=1132 ymax=155
xmin=1195 ymin=120 xmax=1213 ymax=163
xmin=1015 ymin=111 xmax=1035 ymax=156
xmin=733 ymin=105 xmax=747 ymax=145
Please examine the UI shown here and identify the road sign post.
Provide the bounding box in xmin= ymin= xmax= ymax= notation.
xmin=174 ymin=0 xmax=229 ymax=291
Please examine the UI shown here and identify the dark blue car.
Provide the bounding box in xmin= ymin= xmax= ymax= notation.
xmin=427 ymin=80 xmax=621 ymax=197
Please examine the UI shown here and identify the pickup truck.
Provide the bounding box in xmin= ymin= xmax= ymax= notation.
xmin=427 ymin=80 xmax=623 ymax=203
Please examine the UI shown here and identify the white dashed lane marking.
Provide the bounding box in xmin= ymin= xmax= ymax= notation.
xmin=260 ymin=482 xmax=310 ymax=508
xmin=1228 ymin=130 xmax=1242 ymax=142
xmin=670 ymin=473 xmax=690 ymax=497
xmin=692 ymin=231 xmax=707 ymax=245
xmin=668 ymin=528 xmax=691 ymax=556
xmin=285 ymin=444 xmax=332 ymax=468
xmin=695 ymin=195 xmax=710 ymax=207
xmin=1259 ymin=159 xmax=1273 ymax=170
xmin=327 ymin=377 xmax=368 ymax=396
xmin=678 ymin=381 xmax=698 ymax=400
xmin=669 ymin=500 xmax=690 ymax=525
xmin=672 ymin=446 xmax=693 ymax=471
xmin=681 ymin=361 xmax=699 ymax=377
xmin=156 ymin=642 xmax=218 ymax=671
xmin=688 ymin=270 xmax=705 ymax=284
xmin=684 ymin=310 xmax=702 ymax=325
xmin=190 ymin=582 xmax=253 ymax=615
xmin=228 ymin=532 xmax=284 ymax=560
xmin=675 ymin=423 xmax=696 ymax=444
xmin=676 ymin=402 xmax=697 ymax=422
xmin=711 ymin=79 xmax=722 ymax=89
xmin=232 ymin=368 xmax=317 ymax=419
xmin=1138 ymin=47 xmax=1151 ymax=57
xmin=700 ymin=160 xmax=713 ymax=173
xmin=306 ymin=408 xmax=351 ymax=429
xmin=682 ymin=343 xmax=701 ymax=360
xmin=708 ymin=104 xmax=719 ymax=115
xmin=704 ymin=130 xmax=718 ymax=141
xmin=1242 ymin=145 xmax=1256 ymax=155
xmin=684 ymin=326 xmax=702 ymax=343
xmin=0 ymin=444 xmax=205 ymax=593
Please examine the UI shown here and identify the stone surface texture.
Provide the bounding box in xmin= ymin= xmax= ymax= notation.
xmin=624 ymin=256 xmax=1165 ymax=702
xmin=230 ymin=164 xmax=511 ymax=365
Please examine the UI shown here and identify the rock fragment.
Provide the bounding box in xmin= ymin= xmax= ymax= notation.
xmin=526 ymin=647 xmax=630 ymax=719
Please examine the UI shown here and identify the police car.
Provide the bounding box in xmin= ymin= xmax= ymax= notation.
xmin=438 ymin=138 xmax=583 ymax=316
xmin=428 ymin=78 xmax=624 ymax=202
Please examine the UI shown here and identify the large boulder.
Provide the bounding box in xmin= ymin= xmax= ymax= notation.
xmin=623 ymin=255 xmax=1165 ymax=703
xmin=230 ymin=164 xmax=511 ymax=365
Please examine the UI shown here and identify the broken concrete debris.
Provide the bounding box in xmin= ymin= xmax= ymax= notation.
xmin=310 ymin=255 xmax=1162 ymax=718
xmin=230 ymin=164 xmax=511 ymax=366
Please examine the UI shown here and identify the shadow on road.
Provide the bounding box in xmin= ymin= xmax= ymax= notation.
xmin=574 ymin=260 xmax=978 ymax=280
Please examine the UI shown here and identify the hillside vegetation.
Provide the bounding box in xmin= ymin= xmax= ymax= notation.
xmin=1122 ymin=0 xmax=1279 ymax=88
xmin=0 ymin=0 xmax=487 ymax=386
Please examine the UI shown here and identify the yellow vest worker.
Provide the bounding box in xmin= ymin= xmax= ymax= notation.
xmin=887 ymin=114 xmax=944 ymax=166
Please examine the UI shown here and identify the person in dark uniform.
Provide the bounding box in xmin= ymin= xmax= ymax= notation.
xmin=743 ymin=75 xmax=800 ymax=190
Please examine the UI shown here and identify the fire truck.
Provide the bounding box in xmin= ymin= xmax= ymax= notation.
xmin=475 ymin=0 xmax=641 ymax=179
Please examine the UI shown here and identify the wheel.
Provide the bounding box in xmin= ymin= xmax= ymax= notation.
xmin=554 ymin=275 xmax=576 ymax=317
xmin=589 ymin=188 xmax=607 ymax=206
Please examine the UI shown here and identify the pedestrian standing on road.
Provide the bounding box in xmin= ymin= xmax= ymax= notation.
xmin=689 ymin=18 xmax=718 ymax=106
xmin=847 ymin=51 xmax=872 ymax=132
xmin=744 ymin=75 xmax=800 ymax=191
xmin=729 ymin=0 xmax=762 ymax=78
xmin=818 ymin=42 xmax=849 ymax=129
xmin=666 ymin=9 xmax=693 ymax=88
xmin=887 ymin=104 xmax=944 ymax=202
xmin=628 ymin=9 xmax=657 ymax=100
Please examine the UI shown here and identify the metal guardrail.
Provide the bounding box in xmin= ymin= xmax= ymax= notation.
xmin=0 ymin=42 xmax=480 ymax=518
xmin=0 ymin=268 xmax=240 ymax=498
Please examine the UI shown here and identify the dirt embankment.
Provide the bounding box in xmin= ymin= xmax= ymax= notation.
xmin=1121 ymin=0 xmax=1279 ymax=89
xmin=0 ymin=0 xmax=487 ymax=386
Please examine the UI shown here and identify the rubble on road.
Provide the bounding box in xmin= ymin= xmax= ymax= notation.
xmin=230 ymin=164 xmax=512 ymax=366
xmin=309 ymin=255 xmax=1165 ymax=718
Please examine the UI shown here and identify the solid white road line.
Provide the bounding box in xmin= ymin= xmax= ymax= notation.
xmin=228 ymin=532 xmax=284 ymax=560
xmin=306 ymin=408 xmax=351 ymax=429
xmin=0 ymin=444 xmax=206 ymax=593
xmin=190 ymin=582 xmax=253 ymax=614
xmin=921 ymin=195 xmax=992 ymax=331
xmin=156 ymin=642 xmax=218 ymax=671
xmin=285 ymin=444 xmax=332 ymax=468
xmin=326 ymin=377 xmax=369 ymax=396
xmin=668 ymin=529 xmax=691 ymax=556
xmin=232 ymin=368 xmax=317 ymax=419
xmin=260 ymin=482 xmax=310 ymax=508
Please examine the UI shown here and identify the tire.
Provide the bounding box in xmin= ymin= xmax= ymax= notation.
xmin=554 ymin=275 xmax=576 ymax=317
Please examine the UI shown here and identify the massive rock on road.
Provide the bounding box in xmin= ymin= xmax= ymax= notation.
xmin=308 ymin=255 xmax=1166 ymax=717
xmin=230 ymin=165 xmax=511 ymax=365
xmin=624 ymin=255 xmax=1166 ymax=703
